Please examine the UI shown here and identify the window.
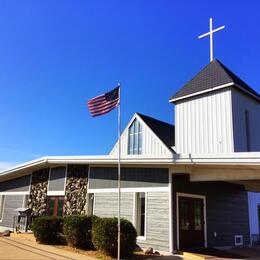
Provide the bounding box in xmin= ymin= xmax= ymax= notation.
xmin=48 ymin=166 xmax=66 ymax=195
xmin=136 ymin=192 xmax=146 ymax=237
xmin=245 ymin=110 xmax=251 ymax=151
xmin=87 ymin=193 xmax=94 ymax=215
xmin=128 ymin=119 xmax=143 ymax=155
xmin=23 ymin=195 xmax=29 ymax=208
xmin=47 ymin=196 xmax=64 ymax=216
xmin=0 ymin=195 xmax=5 ymax=221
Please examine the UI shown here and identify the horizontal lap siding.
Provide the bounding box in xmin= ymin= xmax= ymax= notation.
xmin=138 ymin=192 xmax=170 ymax=252
xmin=1 ymin=195 xmax=24 ymax=228
xmin=94 ymin=191 xmax=170 ymax=252
xmin=94 ymin=192 xmax=133 ymax=222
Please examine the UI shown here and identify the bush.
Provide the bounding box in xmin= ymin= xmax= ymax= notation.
xmin=31 ymin=216 xmax=63 ymax=244
xmin=92 ymin=217 xmax=137 ymax=258
xmin=63 ymin=215 xmax=96 ymax=249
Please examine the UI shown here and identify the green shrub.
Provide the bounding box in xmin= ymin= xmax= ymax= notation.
xmin=92 ymin=217 xmax=137 ymax=258
xmin=31 ymin=216 xmax=63 ymax=244
xmin=63 ymin=215 xmax=96 ymax=249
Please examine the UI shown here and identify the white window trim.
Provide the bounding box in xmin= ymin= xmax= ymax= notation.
xmin=134 ymin=192 xmax=147 ymax=241
xmin=47 ymin=165 xmax=67 ymax=196
xmin=0 ymin=191 xmax=29 ymax=195
xmin=127 ymin=119 xmax=143 ymax=155
xmin=0 ymin=195 xmax=6 ymax=222
xmin=176 ymin=192 xmax=207 ymax=250
xmin=88 ymin=186 xmax=169 ymax=193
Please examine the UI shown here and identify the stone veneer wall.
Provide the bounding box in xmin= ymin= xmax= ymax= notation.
xmin=63 ymin=165 xmax=88 ymax=215
xmin=28 ymin=168 xmax=49 ymax=216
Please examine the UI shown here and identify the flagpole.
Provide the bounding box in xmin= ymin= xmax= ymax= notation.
xmin=117 ymin=83 xmax=121 ymax=260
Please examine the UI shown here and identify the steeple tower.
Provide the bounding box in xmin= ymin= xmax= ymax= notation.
xmin=169 ymin=60 xmax=260 ymax=154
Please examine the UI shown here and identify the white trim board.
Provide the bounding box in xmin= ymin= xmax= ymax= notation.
xmin=176 ymin=192 xmax=207 ymax=250
xmin=88 ymin=187 xmax=169 ymax=193
xmin=0 ymin=191 xmax=29 ymax=195
xmin=47 ymin=191 xmax=65 ymax=196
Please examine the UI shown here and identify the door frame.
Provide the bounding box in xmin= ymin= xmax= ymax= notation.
xmin=176 ymin=192 xmax=207 ymax=249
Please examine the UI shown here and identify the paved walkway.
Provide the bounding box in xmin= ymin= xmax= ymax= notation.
xmin=0 ymin=236 xmax=193 ymax=260
xmin=0 ymin=237 xmax=95 ymax=260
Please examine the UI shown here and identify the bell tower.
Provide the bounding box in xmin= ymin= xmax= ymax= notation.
xmin=169 ymin=60 xmax=260 ymax=154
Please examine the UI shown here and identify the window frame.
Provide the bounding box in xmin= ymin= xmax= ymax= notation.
xmin=245 ymin=110 xmax=251 ymax=152
xmin=128 ymin=119 xmax=143 ymax=155
xmin=47 ymin=165 xmax=68 ymax=196
xmin=134 ymin=192 xmax=147 ymax=240
xmin=0 ymin=195 xmax=5 ymax=222
xmin=47 ymin=196 xmax=64 ymax=216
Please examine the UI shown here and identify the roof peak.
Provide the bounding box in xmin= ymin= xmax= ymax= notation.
xmin=170 ymin=60 xmax=260 ymax=102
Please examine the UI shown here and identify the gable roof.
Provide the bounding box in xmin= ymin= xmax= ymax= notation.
xmin=170 ymin=59 xmax=260 ymax=102
xmin=136 ymin=113 xmax=175 ymax=150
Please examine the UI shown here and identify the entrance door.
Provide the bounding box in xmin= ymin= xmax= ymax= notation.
xmin=178 ymin=196 xmax=205 ymax=249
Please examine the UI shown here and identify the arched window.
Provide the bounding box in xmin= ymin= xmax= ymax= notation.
xmin=128 ymin=119 xmax=143 ymax=155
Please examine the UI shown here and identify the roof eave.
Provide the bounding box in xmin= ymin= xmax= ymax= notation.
xmin=169 ymin=82 xmax=234 ymax=103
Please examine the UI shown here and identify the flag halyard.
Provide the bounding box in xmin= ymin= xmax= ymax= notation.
xmin=88 ymin=86 xmax=119 ymax=117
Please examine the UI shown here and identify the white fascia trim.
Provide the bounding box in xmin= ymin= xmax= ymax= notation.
xmin=88 ymin=187 xmax=169 ymax=193
xmin=169 ymin=82 xmax=234 ymax=103
xmin=47 ymin=191 xmax=65 ymax=196
xmin=0 ymin=191 xmax=29 ymax=195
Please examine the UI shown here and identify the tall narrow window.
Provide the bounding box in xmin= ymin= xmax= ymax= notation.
xmin=0 ymin=195 xmax=5 ymax=221
xmin=88 ymin=193 xmax=94 ymax=215
xmin=128 ymin=119 xmax=143 ymax=155
xmin=136 ymin=192 xmax=146 ymax=237
xmin=245 ymin=110 xmax=251 ymax=151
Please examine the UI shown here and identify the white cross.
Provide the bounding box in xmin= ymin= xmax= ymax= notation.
xmin=198 ymin=18 xmax=225 ymax=62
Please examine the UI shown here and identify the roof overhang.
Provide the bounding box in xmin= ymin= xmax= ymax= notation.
xmin=169 ymin=82 xmax=260 ymax=104
xmin=1 ymin=152 xmax=260 ymax=182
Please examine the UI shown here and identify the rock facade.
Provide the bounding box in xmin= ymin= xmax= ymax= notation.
xmin=63 ymin=165 xmax=88 ymax=215
xmin=28 ymin=168 xmax=49 ymax=216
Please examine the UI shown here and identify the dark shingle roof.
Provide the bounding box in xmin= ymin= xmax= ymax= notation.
xmin=136 ymin=113 xmax=175 ymax=151
xmin=170 ymin=59 xmax=260 ymax=102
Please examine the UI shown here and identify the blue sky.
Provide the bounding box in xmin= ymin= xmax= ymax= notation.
xmin=0 ymin=0 xmax=259 ymax=169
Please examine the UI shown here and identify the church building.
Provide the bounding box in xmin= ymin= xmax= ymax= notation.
xmin=0 ymin=58 xmax=259 ymax=253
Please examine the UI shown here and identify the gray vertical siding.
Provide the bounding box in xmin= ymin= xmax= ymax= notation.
xmin=94 ymin=192 xmax=133 ymax=222
xmin=93 ymin=191 xmax=170 ymax=252
xmin=1 ymin=195 xmax=24 ymax=228
xmin=138 ymin=191 xmax=170 ymax=252
xmin=173 ymin=178 xmax=250 ymax=248
xmin=0 ymin=175 xmax=31 ymax=192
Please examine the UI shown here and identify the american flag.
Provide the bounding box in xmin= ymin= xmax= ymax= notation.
xmin=87 ymin=86 xmax=120 ymax=117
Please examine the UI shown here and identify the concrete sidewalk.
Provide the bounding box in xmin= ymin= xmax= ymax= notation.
xmin=0 ymin=236 xmax=195 ymax=260
xmin=0 ymin=236 xmax=95 ymax=260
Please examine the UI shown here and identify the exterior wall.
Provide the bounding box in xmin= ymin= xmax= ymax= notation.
xmin=28 ymin=169 xmax=49 ymax=216
xmin=248 ymin=192 xmax=260 ymax=236
xmin=173 ymin=177 xmax=250 ymax=249
xmin=93 ymin=191 xmax=170 ymax=252
xmin=175 ymin=88 xmax=234 ymax=154
xmin=0 ymin=195 xmax=24 ymax=230
xmin=94 ymin=192 xmax=133 ymax=222
xmin=232 ymin=89 xmax=260 ymax=152
xmin=138 ymin=191 xmax=169 ymax=252
xmin=89 ymin=167 xmax=168 ymax=190
xmin=0 ymin=175 xmax=30 ymax=193
xmin=110 ymin=117 xmax=173 ymax=158
xmin=64 ymin=165 xmax=88 ymax=215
